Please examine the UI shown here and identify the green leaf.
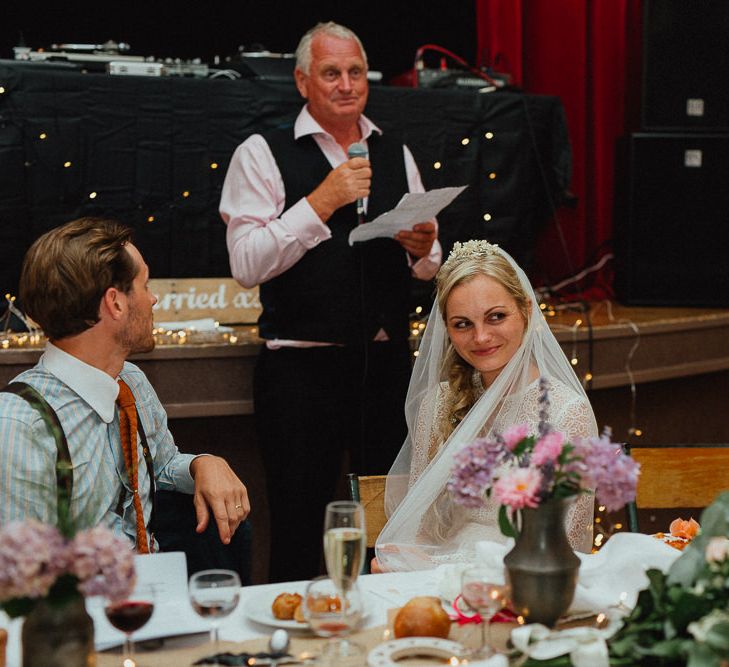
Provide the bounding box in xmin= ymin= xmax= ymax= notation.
xmin=687 ymin=642 xmax=722 ymax=667
xmin=498 ymin=504 xmax=518 ymax=538
xmin=512 ymin=435 xmax=536 ymax=458
xmin=636 ymin=637 xmax=687 ymax=658
xmin=1 ymin=597 xmax=37 ymax=618
xmin=704 ymin=620 xmax=729 ymax=653
xmin=668 ymin=591 xmax=714 ymax=632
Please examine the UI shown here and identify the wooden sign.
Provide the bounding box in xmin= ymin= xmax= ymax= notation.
xmin=150 ymin=278 xmax=261 ymax=325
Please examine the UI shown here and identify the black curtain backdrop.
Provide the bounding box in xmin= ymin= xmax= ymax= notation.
xmin=0 ymin=61 xmax=570 ymax=309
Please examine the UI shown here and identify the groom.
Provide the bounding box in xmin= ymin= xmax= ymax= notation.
xmin=0 ymin=217 xmax=250 ymax=552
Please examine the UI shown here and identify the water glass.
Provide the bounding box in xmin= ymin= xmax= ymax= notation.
xmin=460 ymin=566 xmax=510 ymax=659
xmin=189 ymin=569 xmax=241 ymax=654
xmin=302 ymin=575 xmax=365 ymax=666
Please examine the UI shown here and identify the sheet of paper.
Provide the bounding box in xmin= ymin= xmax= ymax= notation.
xmin=155 ymin=317 xmax=233 ymax=332
xmin=88 ymin=551 xmax=210 ymax=650
xmin=348 ymin=185 xmax=467 ymax=245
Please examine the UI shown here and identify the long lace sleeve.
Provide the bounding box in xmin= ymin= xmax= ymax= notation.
xmin=409 ymin=384 xmax=448 ymax=487
xmin=551 ymin=388 xmax=599 ymax=553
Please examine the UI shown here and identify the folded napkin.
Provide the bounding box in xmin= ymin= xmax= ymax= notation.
xmin=436 ymin=532 xmax=681 ymax=614
xmin=510 ymin=610 xmax=624 ymax=667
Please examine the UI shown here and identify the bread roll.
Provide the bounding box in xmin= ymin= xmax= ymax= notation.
xmin=393 ymin=596 xmax=451 ymax=639
xmin=272 ymin=592 xmax=302 ymax=620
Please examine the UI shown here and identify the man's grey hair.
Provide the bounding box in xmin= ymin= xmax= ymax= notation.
xmin=295 ymin=21 xmax=368 ymax=74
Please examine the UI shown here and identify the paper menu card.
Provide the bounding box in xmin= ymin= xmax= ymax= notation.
xmin=88 ymin=551 xmax=210 ymax=651
xmin=348 ymin=185 xmax=467 ymax=245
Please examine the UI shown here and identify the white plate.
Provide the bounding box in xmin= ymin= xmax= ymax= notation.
xmin=243 ymin=586 xmax=371 ymax=631
xmin=243 ymin=587 xmax=310 ymax=630
xmin=368 ymin=638 xmax=466 ymax=666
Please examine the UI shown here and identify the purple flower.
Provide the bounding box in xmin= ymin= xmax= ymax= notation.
xmin=0 ymin=520 xmax=137 ymax=615
xmin=447 ymin=437 xmax=505 ymax=508
xmin=0 ymin=521 xmax=68 ymax=601
xmin=576 ymin=434 xmax=640 ymax=512
xmin=70 ymin=526 xmax=136 ymax=601
xmin=448 ymin=381 xmax=638 ymax=528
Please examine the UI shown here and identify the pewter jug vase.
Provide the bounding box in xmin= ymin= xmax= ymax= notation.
xmin=503 ymin=496 xmax=580 ymax=627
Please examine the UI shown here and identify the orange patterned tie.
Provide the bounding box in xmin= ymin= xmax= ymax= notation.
xmin=116 ymin=379 xmax=150 ymax=554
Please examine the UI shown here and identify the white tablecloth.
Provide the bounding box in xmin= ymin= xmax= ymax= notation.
xmin=1 ymin=570 xmax=440 ymax=666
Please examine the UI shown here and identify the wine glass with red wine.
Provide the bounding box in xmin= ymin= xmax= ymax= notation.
xmin=104 ymin=583 xmax=156 ymax=664
xmin=188 ymin=569 xmax=241 ymax=654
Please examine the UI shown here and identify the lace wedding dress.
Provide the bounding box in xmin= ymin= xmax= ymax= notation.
xmin=408 ymin=377 xmax=597 ymax=562
xmin=377 ymin=242 xmax=599 ymax=571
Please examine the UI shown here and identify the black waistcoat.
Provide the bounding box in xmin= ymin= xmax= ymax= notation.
xmin=258 ymin=127 xmax=412 ymax=344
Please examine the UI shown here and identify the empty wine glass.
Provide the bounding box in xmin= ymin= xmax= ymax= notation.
xmin=104 ymin=582 xmax=156 ymax=665
xmin=189 ymin=569 xmax=241 ymax=655
xmin=460 ymin=566 xmax=510 ymax=659
xmin=323 ymin=500 xmax=366 ymax=591
xmin=301 ymin=575 xmax=365 ymax=667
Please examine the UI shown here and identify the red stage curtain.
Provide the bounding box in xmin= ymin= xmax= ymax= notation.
xmin=476 ymin=0 xmax=643 ymax=288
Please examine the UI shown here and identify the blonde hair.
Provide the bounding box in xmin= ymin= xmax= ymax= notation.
xmin=433 ymin=248 xmax=530 ymax=446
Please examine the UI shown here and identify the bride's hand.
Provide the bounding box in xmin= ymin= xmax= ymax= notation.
xmin=370 ymin=556 xmax=385 ymax=573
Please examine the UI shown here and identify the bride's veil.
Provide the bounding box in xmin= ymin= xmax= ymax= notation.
xmin=376 ymin=242 xmax=596 ymax=571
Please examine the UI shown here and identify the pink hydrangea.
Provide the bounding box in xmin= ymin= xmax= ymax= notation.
xmin=531 ymin=431 xmax=566 ymax=466
xmin=493 ymin=467 xmax=543 ymax=509
xmin=0 ymin=520 xmax=68 ymax=601
xmin=70 ymin=526 xmax=136 ymax=601
xmin=502 ymin=424 xmax=531 ymax=451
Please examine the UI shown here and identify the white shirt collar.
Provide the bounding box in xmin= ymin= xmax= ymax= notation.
xmin=294 ymin=105 xmax=382 ymax=142
xmin=41 ymin=342 xmax=120 ymax=424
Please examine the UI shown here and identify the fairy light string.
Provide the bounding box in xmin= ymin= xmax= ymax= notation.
xmin=0 ymin=294 xmax=258 ymax=349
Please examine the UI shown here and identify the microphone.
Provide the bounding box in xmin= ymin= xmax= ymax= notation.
xmin=347 ymin=142 xmax=368 ymax=223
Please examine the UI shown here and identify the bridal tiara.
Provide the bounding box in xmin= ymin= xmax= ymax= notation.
xmin=442 ymin=239 xmax=500 ymax=269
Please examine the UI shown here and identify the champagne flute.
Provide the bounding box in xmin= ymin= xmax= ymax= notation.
xmin=189 ymin=569 xmax=241 ymax=655
xmin=302 ymin=575 xmax=365 ymax=667
xmin=104 ymin=583 xmax=156 ymax=665
xmin=460 ymin=566 xmax=510 ymax=659
xmin=323 ymin=500 xmax=366 ymax=591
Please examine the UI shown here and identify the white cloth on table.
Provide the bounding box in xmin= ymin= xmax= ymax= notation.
xmin=436 ymin=532 xmax=681 ymax=613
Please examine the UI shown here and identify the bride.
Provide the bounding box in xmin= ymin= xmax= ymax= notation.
xmin=374 ymin=240 xmax=598 ymax=571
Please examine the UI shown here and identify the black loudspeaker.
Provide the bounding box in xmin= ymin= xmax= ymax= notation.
xmin=643 ymin=0 xmax=729 ymax=131
xmin=614 ymin=133 xmax=729 ymax=307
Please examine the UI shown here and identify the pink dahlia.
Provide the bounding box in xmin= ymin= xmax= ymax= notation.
xmin=493 ymin=467 xmax=542 ymax=510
